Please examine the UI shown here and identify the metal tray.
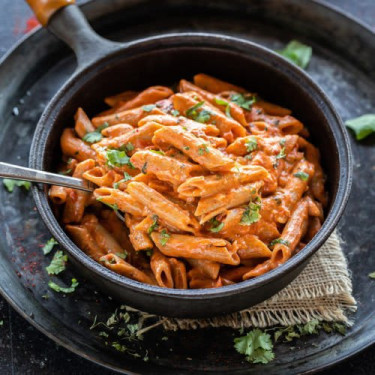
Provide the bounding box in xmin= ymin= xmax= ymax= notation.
xmin=0 ymin=1 xmax=374 ymax=373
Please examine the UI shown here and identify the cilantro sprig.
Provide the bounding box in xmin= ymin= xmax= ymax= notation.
xmin=234 ymin=329 xmax=274 ymax=364
xmin=160 ymin=229 xmax=170 ymax=246
xmin=48 ymin=278 xmax=79 ymax=294
xmin=230 ymin=93 xmax=257 ymax=111
xmin=82 ymin=122 xmax=109 ymax=144
xmin=42 ymin=238 xmax=59 ymax=255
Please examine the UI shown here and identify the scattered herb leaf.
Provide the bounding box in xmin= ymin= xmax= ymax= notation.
xmin=3 ymin=179 xmax=31 ymax=193
xmin=278 ymin=40 xmax=312 ymax=69
xmin=230 ymin=93 xmax=257 ymax=111
xmin=148 ymin=215 xmax=159 ymax=235
xmin=42 ymin=238 xmax=59 ymax=255
xmin=142 ymin=104 xmax=156 ymax=112
xmin=113 ymin=172 xmax=132 ymax=189
xmin=46 ymin=251 xmax=68 ymax=275
xmin=186 ymin=101 xmax=211 ymax=123
xmin=106 ymin=149 xmax=133 ymax=168
xmin=141 ymin=162 xmax=148 ymax=174
xmin=160 ymin=229 xmax=170 ymax=246
xmin=345 ymin=114 xmax=375 ymax=140
xmin=241 ymin=196 xmax=262 ymax=225
xmin=368 ymin=272 xmax=375 ymax=279
xmin=245 ymin=136 xmax=258 ymax=153
xmin=171 ymin=109 xmax=180 ymax=117
xmin=294 ymin=171 xmax=309 ymax=181
xmin=269 ymin=238 xmax=290 ymax=247
xmin=198 ymin=144 xmax=209 ymax=155
xmin=209 ymin=217 xmax=224 ymax=233
xmin=234 ymin=329 xmax=274 ymax=364
xmin=115 ymin=252 xmax=127 ymax=260
xmin=48 ymin=278 xmax=78 ymax=294
xmin=276 ymin=147 xmax=286 ymax=159
xmin=96 ymin=198 xmax=119 ymax=212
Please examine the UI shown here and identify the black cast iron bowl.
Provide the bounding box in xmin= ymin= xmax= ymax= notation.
xmin=29 ymin=4 xmax=352 ymax=318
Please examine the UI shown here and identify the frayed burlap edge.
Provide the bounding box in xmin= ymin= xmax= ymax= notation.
xmin=162 ymin=231 xmax=357 ymax=331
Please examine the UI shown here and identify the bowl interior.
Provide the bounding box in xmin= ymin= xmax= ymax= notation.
xmin=31 ymin=35 xmax=350 ymax=304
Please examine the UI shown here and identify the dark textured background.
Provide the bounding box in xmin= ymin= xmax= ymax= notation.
xmin=0 ymin=1 xmax=374 ymax=374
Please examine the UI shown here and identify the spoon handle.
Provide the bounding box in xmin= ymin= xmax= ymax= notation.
xmin=0 ymin=162 xmax=93 ymax=192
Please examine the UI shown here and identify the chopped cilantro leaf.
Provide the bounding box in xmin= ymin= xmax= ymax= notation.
xmin=82 ymin=131 xmax=103 ymax=144
xmin=225 ymin=103 xmax=232 ymax=118
xmin=214 ymin=97 xmax=229 ymax=106
xmin=230 ymin=93 xmax=257 ymax=111
xmin=171 ymin=109 xmax=180 ymax=117
xmin=368 ymin=272 xmax=375 ymax=279
xmin=141 ymin=162 xmax=148 ymax=174
xmin=198 ymin=144 xmax=209 ymax=155
xmin=106 ymin=149 xmax=132 ymax=168
xmin=209 ymin=217 xmax=224 ymax=233
xmin=276 ymin=147 xmax=286 ymax=159
xmin=345 ymin=114 xmax=375 ymax=140
xmin=96 ymin=198 xmax=119 ymax=212
xmin=294 ymin=171 xmax=309 ymax=181
xmin=46 ymin=250 xmax=67 ymax=275
xmin=245 ymin=136 xmax=258 ymax=153
xmin=150 ymin=149 xmax=165 ymax=155
xmin=160 ymin=229 xmax=170 ymax=246
xmin=142 ymin=104 xmax=156 ymax=112
xmin=3 ymin=179 xmax=31 ymax=193
xmin=279 ymin=138 xmax=286 ymax=146
xmin=269 ymin=238 xmax=290 ymax=247
xmin=115 ymin=252 xmax=127 ymax=260
xmin=112 ymin=342 xmax=127 ymax=352
xmin=277 ymin=40 xmax=312 ymax=69
xmin=240 ymin=197 xmax=261 ymax=225
xmin=234 ymin=329 xmax=274 ymax=364
xmin=48 ymin=278 xmax=78 ymax=293
xmin=113 ymin=172 xmax=132 ymax=189
xmin=42 ymin=238 xmax=59 ymax=255
xmin=186 ymin=101 xmax=211 ymax=123
xmin=148 ymin=215 xmax=159 ymax=235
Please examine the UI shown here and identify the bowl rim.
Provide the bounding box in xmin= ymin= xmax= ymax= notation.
xmin=30 ymin=32 xmax=352 ymax=300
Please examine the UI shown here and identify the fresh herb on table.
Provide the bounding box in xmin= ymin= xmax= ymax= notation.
xmin=294 ymin=171 xmax=309 ymax=181
xmin=345 ymin=114 xmax=375 ymax=140
xmin=48 ymin=278 xmax=79 ymax=294
xmin=160 ymin=229 xmax=171 ymax=246
xmin=230 ymin=93 xmax=257 ymax=110
xmin=42 ymin=238 xmax=59 ymax=255
xmin=277 ymin=40 xmax=312 ymax=69
xmin=46 ymin=250 xmax=68 ymax=275
xmin=368 ymin=272 xmax=375 ymax=279
xmin=234 ymin=329 xmax=275 ymax=364
xmin=241 ymin=196 xmax=262 ymax=225
xmin=2 ymin=179 xmax=31 ymax=193
xmin=186 ymin=101 xmax=211 ymax=123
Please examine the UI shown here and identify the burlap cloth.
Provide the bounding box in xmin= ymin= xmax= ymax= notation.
xmin=161 ymin=231 xmax=357 ymax=331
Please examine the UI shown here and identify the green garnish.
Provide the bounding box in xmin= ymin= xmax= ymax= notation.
xmin=198 ymin=144 xmax=209 ymax=155
xmin=368 ymin=272 xmax=375 ymax=279
xmin=112 ymin=342 xmax=127 ymax=352
xmin=115 ymin=252 xmax=127 ymax=260
xmin=121 ymin=142 xmax=134 ymax=153
xmin=269 ymin=238 xmax=290 ymax=247
xmin=82 ymin=122 xmax=109 ymax=143
xmin=294 ymin=171 xmax=309 ymax=181
xmin=276 ymin=147 xmax=286 ymax=159
xmin=96 ymin=198 xmax=119 ymax=212
xmin=160 ymin=229 xmax=170 ymax=246
xmin=278 ymin=40 xmax=312 ymax=69
xmin=141 ymin=162 xmax=148 ymax=174
xmin=142 ymin=104 xmax=156 ymax=112
xmin=46 ymin=250 xmax=68 ymax=275
xmin=150 ymin=149 xmax=165 ymax=155
xmin=225 ymin=103 xmax=232 ymax=118
xmin=234 ymin=329 xmax=274 ymax=364
xmin=209 ymin=217 xmax=224 ymax=233
xmin=184 ymin=146 xmax=190 ymax=151
xmin=245 ymin=136 xmax=258 ymax=153
xmin=3 ymin=179 xmax=31 ymax=193
xmin=42 ymin=238 xmax=59 ymax=255
xmin=241 ymin=196 xmax=262 ymax=225
xmin=113 ymin=172 xmax=132 ymax=189
xmin=106 ymin=149 xmax=133 ymax=168
xmin=214 ymin=97 xmax=229 ymax=106
xmin=230 ymin=93 xmax=257 ymax=111
xmin=171 ymin=109 xmax=180 ymax=117
xmin=145 ymin=249 xmax=153 ymax=257
xmin=147 ymin=215 xmax=159 ymax=235
xmin=186 ymin=101 xmax=211 ymax=123
xmin=345 ymin=114 xmax=375 ymax=140
xmin=279 ymin=138 xmax=286 ymax=146
xmin=48 ymin=278 xmax=78 ymax=294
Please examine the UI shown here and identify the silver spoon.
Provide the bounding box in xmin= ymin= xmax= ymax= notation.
xmin=0 ymin=162 xmax=126 ymax=222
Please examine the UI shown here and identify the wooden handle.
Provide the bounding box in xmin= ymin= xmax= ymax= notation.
xmin=26 ymin=0 xmax=75 ymax=26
